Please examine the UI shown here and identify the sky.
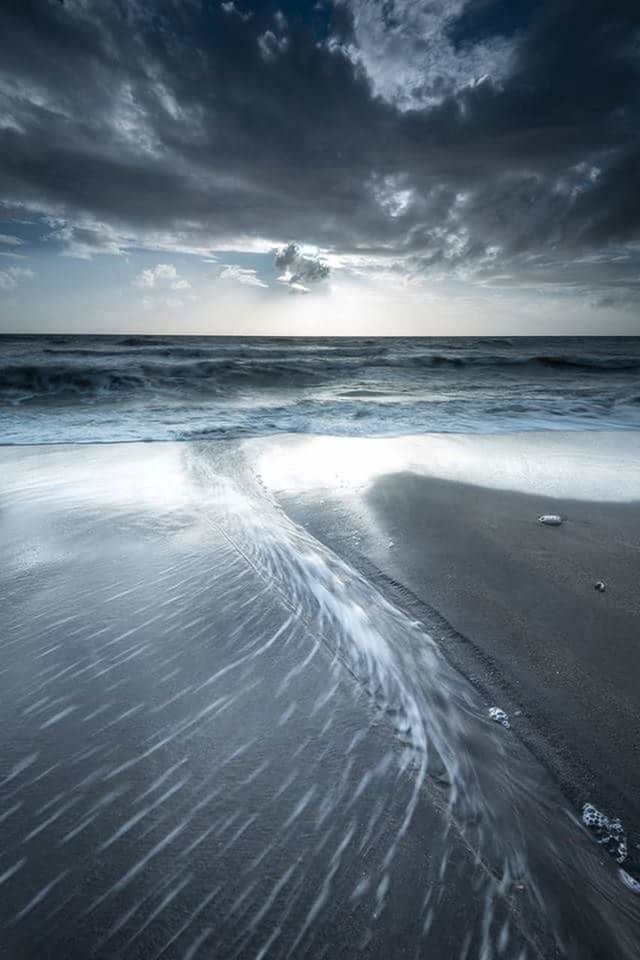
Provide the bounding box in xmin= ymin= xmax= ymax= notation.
xmin=0 ymin=0 xmax=639 ymax=335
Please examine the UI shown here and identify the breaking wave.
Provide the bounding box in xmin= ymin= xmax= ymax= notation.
xmin=1 ymin=335 xmax=640 ymax=443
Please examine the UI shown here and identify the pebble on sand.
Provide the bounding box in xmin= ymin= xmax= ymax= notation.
xmin=594 ymin=581 xmax=606 ymax=592
xmin=538 ymin=515 xmax=563 ymax=526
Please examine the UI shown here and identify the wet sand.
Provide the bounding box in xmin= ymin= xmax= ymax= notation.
xmin=371 ymin=476 xmax=640 ymax=814
xmin=1 ymin=439 xmax=639 ymax=959
xmin=283 ymin=474 xmax=640 ymax=857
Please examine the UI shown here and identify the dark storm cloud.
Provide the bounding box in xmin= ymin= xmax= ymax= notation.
xmin=0 ymin=0 xmax=639 ymax=298
xmin=446 ymin=0 xmax=541 ymax=47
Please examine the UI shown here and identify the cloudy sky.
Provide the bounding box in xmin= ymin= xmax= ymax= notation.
xmin=0 ymin=0 xmax=639 ymax=334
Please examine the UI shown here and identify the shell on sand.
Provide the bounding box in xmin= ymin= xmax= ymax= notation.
xmin=489 ymin=707 xmax=511 ymax=729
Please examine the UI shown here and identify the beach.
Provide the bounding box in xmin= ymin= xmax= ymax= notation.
xmin=0 ymin=435 xmax=639 ymax=958
xmin=274 ymin=434 xmax=640 ymax=855
xmin=4 ymin=0 xmax=640 ymax=949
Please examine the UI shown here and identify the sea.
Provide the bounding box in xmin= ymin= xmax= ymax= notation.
xmin=1 ymin=334 xmax=639 ymax=444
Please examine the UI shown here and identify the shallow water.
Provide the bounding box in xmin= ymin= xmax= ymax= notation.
xmin=1 ymin=440 xmax=638 ymax=959
xmin=2 ymin=335 xmax=640 ymax=444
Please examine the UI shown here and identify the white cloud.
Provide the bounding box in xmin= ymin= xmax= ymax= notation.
xmin=154 ymin=264 xmax=178 ymax=280
xmin=275 ymin=242 xmax=330 ymax=292
xmin=133 ymin=263 xmax=197 ymax=308
xmin=133 ymin=263 xmax=179 ymax=287
xmin=0 ymin=266 xmax=34 ymax=291
xmin=219 ymin=264 xmax=269 ymax=288
xmin=345 ymin=0 xmax=514 ymax=108
xmin=134 ymin=269 xmax=156 ymax=288
xmin=0 ymin=233 xmax=26 ymax=259
xmin=373 ymin=174 xmax=414 ymax=218
xmin=47 ymin=221 xmax=127 ymax=258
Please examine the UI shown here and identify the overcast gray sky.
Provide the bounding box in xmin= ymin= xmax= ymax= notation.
xmin=1 ymin=0 xmax=639 ymax=334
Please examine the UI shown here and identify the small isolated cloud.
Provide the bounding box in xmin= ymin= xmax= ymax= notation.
xmin=133 ymin=263 xmax=196 ymax=306
xmin=275 ymin=242 xmax=330 ymax=293
xmin=133 ymin=263 xmax=178 ymax=288
xmin=219 ymin=264 xmax=269 ymax=288
xmin=0 ymin=266 xmax=34 ymax=291
xmin=0 ymin=234 xmax=22 ymax=246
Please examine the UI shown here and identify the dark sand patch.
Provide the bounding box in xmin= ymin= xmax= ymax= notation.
xmin=280 ymin=473 xmax=640 ymax=867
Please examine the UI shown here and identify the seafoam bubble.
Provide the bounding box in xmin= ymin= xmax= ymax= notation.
xmin=582 ymin=803 xmax=628 ymax=864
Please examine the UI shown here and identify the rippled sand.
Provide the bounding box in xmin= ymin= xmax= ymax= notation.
xmin=0 ymin=438 xmax=638 ymax=959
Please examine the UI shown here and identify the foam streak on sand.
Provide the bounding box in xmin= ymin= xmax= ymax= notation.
xmin=1 ymin=440 xmax=639 ymax=958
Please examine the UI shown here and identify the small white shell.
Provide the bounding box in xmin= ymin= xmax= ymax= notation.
xmin=489 ymin=707 xmax=510 ymax=729
xmin=538 ymin=515 xmax=563 ymax=526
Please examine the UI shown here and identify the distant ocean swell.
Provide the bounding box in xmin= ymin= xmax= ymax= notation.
xmin=3 ymin=353 xmax=640 ymax=402
xmin=1 ymin=335 xmax=639 ymax=444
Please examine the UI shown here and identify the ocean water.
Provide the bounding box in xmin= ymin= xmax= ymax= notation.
xmin=1 ymin=334 xmax=639 ymax=444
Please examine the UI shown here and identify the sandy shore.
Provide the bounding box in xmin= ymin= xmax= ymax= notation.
xmin=268 ymin=433 xmax=640 ymax=867
xmin=0 ymin=437 xmax=639 ymax=959
xmin=283 ymin=474 xmax=640 ymax=834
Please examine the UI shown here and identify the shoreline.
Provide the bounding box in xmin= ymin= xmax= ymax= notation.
xmin=2 ymin=422 xmax=640 ymax=450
